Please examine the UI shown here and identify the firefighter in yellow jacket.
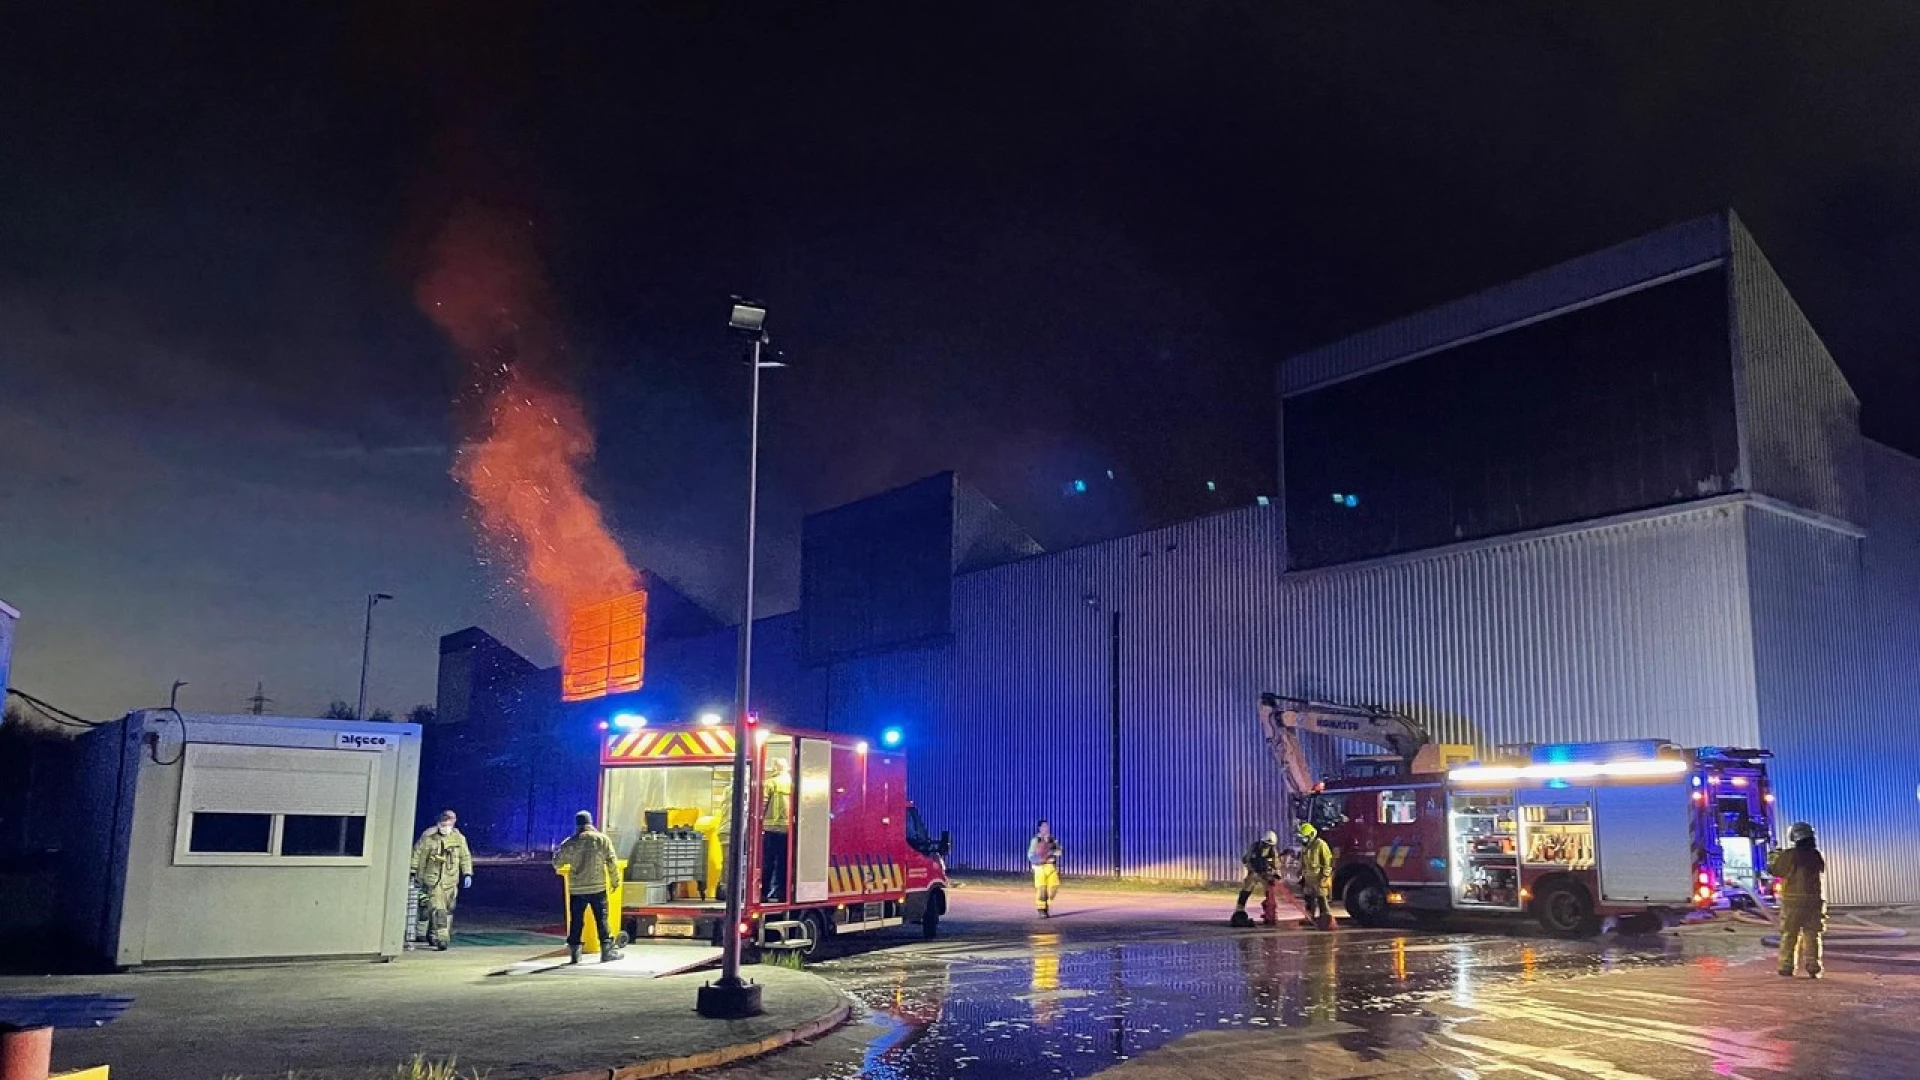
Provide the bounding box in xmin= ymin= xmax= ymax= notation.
xmin=1297 ymin=822 xmax=1334 ymax=930
xmin=1028 ymin=819 xmax=1062 ymax=917
xmin=554 ymin=810 xmax=625 ymax=965
xmin=1769 ymin=821 xmax=1828 ymax=978
xmin=411 ymin=810 xmax=473 ymax=950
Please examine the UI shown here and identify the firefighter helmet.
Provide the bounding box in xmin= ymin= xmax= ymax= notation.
xmin=1264 ymin=830 xmax=1279 ymax=846
xmin=1297 ymin=822 xmax=1317 ymax=840
xmin=1788 ymin=821 xmax=1816 ymax=844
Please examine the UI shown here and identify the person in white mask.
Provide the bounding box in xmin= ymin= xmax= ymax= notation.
xmin=411 ymin=810 xmax=473 ymax=950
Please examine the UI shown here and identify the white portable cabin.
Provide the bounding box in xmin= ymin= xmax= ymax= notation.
xmin=68 ymin=711 xmax=422 ymax=968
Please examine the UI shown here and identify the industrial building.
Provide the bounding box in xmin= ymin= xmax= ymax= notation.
xmin=436 ymin=211 xmax=1920 ymax=905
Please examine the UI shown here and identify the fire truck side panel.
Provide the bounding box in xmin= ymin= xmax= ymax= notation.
xmin=794 ymin=737 xmax=832 ymax=902
xmin=1591 ymin=781 xmax=1694 ymax=907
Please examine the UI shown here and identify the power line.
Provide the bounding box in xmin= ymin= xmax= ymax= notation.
xmin=4 ymin=687 xmax=106 ymax=729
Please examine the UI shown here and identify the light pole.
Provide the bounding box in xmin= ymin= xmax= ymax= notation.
xmin=357 ymin=592 xmax=393 ymax=720
xmin=699 ymin=299 xmax=783 ymax=1020
xmin=169 ymin=680 xmax=188 ymax=710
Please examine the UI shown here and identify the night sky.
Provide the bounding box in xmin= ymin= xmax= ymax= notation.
xmin=5 ymin=5 xmax=1919 ymax=720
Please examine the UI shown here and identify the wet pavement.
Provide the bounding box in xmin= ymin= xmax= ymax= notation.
xmin=690 ymin=885 xmax=1920 ymax=1079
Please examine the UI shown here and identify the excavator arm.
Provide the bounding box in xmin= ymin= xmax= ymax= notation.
xmin=1256 ymin=692 xmax=1431 ymax=795
xmin=1256 ymin=693 xmax=1438 ymax=901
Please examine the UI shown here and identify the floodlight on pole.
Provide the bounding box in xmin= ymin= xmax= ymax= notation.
xmin=699 ymin=298 xmax=783 ymax=1020
xmin=728 ymin=301 xmax=767 ymax=334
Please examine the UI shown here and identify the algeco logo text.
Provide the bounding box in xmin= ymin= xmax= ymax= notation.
xmin=336 ymin=732 xmax=393 ymax=751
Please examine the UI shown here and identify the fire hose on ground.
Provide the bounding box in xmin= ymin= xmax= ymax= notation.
xmin=1678 ymin=887 xmax=1911 ymax=945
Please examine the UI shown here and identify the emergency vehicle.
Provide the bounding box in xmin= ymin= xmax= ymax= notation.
xmin=1258 ymin=694 xmax=1777 ymax=936
xmin=592 ymin=715 xmax=951 ymax=955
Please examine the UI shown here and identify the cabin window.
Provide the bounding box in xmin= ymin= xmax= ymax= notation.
xmin=1379 ymin=789 xmax=1419 ymax=824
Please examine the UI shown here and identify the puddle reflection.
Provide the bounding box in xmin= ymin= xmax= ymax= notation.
xmin=823 ymin=931 xmax=1687 ymax=1079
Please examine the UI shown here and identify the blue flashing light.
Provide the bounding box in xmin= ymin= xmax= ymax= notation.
xmin=1692 ymin=775 xmax=1703 ymax=788
xmin=1542 ymin=743 xmax=1575 ymax=765
xmin=610 ymin=712 xmax=647 ymax=730
xmin=1546 ymin=778 xmax=1570 ymax=790
xmin=881 ymin=726 xmax=903 ymax=748
xmin=1344 ymin=493 xmax=1359 ymax=508
xmin=1073 ymin=479 xmax=1088 ymax=493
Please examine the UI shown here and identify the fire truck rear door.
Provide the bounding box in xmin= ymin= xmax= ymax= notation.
xmin=1593 ymin=781 xmax=1691 ymax=904
xmin=793 ymin=738 xmax=832 ymax=903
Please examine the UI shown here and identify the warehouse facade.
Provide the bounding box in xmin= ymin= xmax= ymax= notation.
xmin=438 ymin=211 xmax=1920 ymax=904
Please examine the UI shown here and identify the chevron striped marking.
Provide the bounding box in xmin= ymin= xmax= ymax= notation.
xmin=829 ymin=855 xmax=904 ymax=897
xmin=603 ymin=729 xmax=735 ymax=763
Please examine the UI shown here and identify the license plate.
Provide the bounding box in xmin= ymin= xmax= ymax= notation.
xmin=653 ymin=922 xmax=695 ymax=938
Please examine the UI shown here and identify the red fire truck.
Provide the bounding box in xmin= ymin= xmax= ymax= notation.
xmin=594 ymin=716 xmax=951 ymax=954
xmin=1258 ymin=694 xmax=1777 ymax=936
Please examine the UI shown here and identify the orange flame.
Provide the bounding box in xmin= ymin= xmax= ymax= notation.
xmin=415 ymin=206 xmax=641 ymax=648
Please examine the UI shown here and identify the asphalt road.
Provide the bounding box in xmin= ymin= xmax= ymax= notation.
xmin=691 ymin=883 xmax=1920 ymax=1080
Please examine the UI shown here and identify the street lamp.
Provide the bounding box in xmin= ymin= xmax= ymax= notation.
xmin=357 ymin=592 xmax=394 ymax=721
xmin=699 ymin=299 xmax=784 ymax=1020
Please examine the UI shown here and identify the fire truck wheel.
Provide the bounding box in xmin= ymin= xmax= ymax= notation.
xmin=798 ymin=910 xmax=830 ymax=957
xmin=1343 ymin=876 xmax=1391 ymax=927
xmin=1535 ymin=883 xmax=1597 ymax=938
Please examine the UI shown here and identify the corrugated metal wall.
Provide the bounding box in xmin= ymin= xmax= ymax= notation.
xmin=1274 ymin=503 xmax=1763 ymax=753
xmin=1748 ymin=451 xmax=1920 ymax=906
xmin=1729 ymin=216 xmax=1864 ymax=525
xmin=933 ymin=507 xmax=1286 ymax=882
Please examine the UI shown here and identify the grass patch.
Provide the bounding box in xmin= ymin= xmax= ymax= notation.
xmin=223 ymin=1055 xmax=488 ymax=1080
xmin=761 ymin=948 xmax=807 ymax=971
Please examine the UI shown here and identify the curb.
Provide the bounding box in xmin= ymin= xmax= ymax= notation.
xmin=540 ymin=997 xmax=854 ymax=1080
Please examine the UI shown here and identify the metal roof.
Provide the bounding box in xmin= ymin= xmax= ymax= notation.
xmin=1280 ymin=211 xmax=1734 ymax=397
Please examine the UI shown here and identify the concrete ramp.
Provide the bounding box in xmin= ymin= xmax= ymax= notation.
xmin=490 ymin=943 xmax=723 ymax=979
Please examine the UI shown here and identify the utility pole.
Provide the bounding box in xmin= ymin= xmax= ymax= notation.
xmin=699 ymin=299 xmax=783 ymax=1020
xmin=357 ymin=592 xmax=393 ymax=720
xmin=245 ymin=682 xmax=272 ymax=716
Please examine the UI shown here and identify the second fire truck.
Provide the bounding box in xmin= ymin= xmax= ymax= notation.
xmin=1258 ymin=694 xmax=1778 ymax=936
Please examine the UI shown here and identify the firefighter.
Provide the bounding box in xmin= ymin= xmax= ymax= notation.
xmin=411 ymin=810 xmax=473 ymax=950
xmin=554 ymin=810 xmax=625 ymax=964
xmin=762 ymin=756 xmax=793 ymax=901
xmin=1297 ymin=821 xmax=1334 ymax=930
xmin=1028 ymin=819 xmax=1063 ymax=917
xmin=1232 ymin=830 xmax=1283 ymax=927
xmin=1768 ymin=821 xmax=1828 ymax=979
